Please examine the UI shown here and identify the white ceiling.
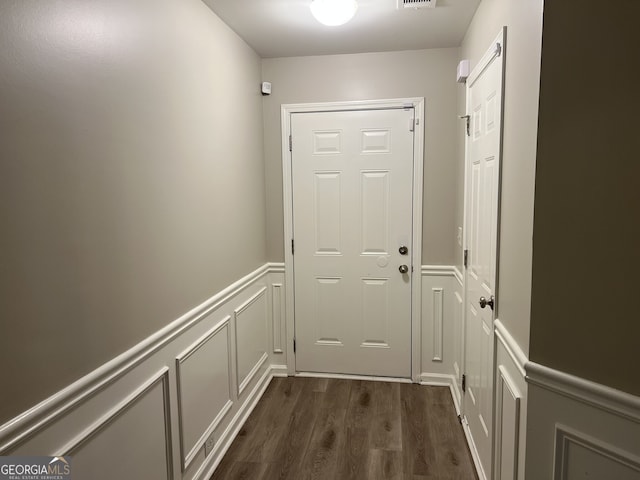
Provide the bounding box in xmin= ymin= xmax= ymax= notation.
xmin=203 ymin=0 xmax=481 ymax=58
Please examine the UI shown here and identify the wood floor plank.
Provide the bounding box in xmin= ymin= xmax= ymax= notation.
xmin=335 ymin=380 xmax=376 ymax=479
xmin=298 ymin=407 xmax=347 ymax=480
xmin=224 ymin=461 xmax=268 ymax=480
xmin=263 ymin=378 xmax=324 ymax=480
xmin=210 ymin=378 xmax=477 ymax=480
xmin=370 ymin=381 xmax=402 ymax=451
xmin=428 ymin=387 xmax=478 ymax=479
xmin=400 ymin=383 xmax=439 ymax=478
xmin=209 ymin=381 xmax=278 ymax=480
xmin=367 ymin=449 xmax=403 ymax=480
xmin=239 ymin=377 xmax=304 ymax=463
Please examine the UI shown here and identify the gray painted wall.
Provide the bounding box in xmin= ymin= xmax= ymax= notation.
xmin=262 ymin=48 xmax=460 ymax=265
xmin=458 ymin=0 xmax=544 ymax=355
xmin=0 ymin=0 xmax=267 ymax=424
xmin=530 ymin=2 xmax=640 ymax=396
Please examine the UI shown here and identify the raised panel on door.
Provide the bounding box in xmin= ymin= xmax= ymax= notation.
xmin=315 ymin=277 xmax=345 ymax=346
xmin=360 ymin=278 xmax=390 ymax=348
xmin=292 ymin=108 xmax=413 ymax=378
xmin=361 ymin=171 xmax=389 ymax=255
xmin=314 ymin=172 xmax=342 ymax=255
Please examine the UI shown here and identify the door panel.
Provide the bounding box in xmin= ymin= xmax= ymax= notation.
xmin=292 ymin=108 xmax=414 ymax=378
xmin=463 ymin=32 xmax=505 ymax=480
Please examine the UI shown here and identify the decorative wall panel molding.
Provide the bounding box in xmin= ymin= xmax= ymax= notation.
xmin=61 ymin=369 xmax=173 ymax=480
xmin=495 ymin=366 xmax=521 ymax=480
xmin=553 ymin=425 xmax=640 ymax=480
xmin=175 ymin=318 xmax=233 ymax=470
xmin=431 ymin=287 xmax=444 ymax=362
xmin=271 ymin=284 xmax=284 ymax=353
xmin=453 ymin=290 xmax=463 ymax=381
xmin=494 ymin=318 xmax=528 ymax=480
xmin=0 ymin=263 xmax=285 ymax=480
xmin=420 ymin=267 xmax=462 ymax=389
xmin=0 ymin=264 xmax=271 ymax=455
xmin=234 ymin=287 xmax=269 ymax=397
xmin=526 ymin=367 xmax=640 ymax=479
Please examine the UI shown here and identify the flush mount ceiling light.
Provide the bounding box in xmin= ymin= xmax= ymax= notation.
xmin=310 ymin=0 xmax=358 ymax=26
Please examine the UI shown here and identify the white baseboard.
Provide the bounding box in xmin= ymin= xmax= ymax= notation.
xmin=295 ymin=372 xmax=412 ymax=383
xmin=270 ymin=364 xmax=288 ymax=377
xmin=462 ymin=417 xmax=488 ymax=480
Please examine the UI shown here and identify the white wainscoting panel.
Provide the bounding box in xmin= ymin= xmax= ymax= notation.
xmin=431 ymin=287 xmax=444 ymax=362
xmin=234 ymin=287 xmax=269 ymax=397
xmin=271 ymin=284 xmax=284 ymax=354
xmin=63 ymin=369 xmax=173 ymax=480
xmin=176 ymin=319 xmax=233 ymax=471
xmin=494 ymin=319 xmax=528 ymax=480
xmin=525 ymin=363 xmax=640 ymax=480
xmin=421 ymin=267 xmax=457 ymax=376
xmin=0 ymin=264 xmax=286 ymax=480
xmin=495 ymin=366 xmax=521 ymax=480
xmin=554 ymin=425 xmax=640 ymax=480
xmin=420 ymin=266 xmax=463 ymax=412
xmin=267 ymin=265 xmax=287 ymax=368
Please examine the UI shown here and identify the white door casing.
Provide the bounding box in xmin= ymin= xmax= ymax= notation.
xmin=462 ymin=29 xmax=506 ymax=480
xmin=281 ymin=99 xmax=424 ymax=381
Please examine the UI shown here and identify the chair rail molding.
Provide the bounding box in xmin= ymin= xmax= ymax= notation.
xmin=494 ymin=319 xmax=527 ymax=378
xmin=526 ymin=362 xmax=640 ymax=423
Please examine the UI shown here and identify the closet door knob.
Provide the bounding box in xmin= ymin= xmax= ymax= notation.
xmin=479 ymin=295 xmax=494 ymax=310
xmin=399 ymin=265 xmax=409 ymax=274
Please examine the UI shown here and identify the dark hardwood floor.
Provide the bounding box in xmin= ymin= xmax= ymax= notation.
xmin=211 ymin=377 xmax=478 ymax=480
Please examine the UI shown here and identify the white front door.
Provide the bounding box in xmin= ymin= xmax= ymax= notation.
xmin=291 ymin=108 xmax=414 ymax=377
xmin=463 ymin=30 xmax=505 ymax=480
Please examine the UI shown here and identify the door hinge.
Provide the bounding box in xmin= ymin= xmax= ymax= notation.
xmin=293 ymin=338 xmax=296 ymax=353
xmin=462 ymin=374 xmax=466 ymax=393
xmin=457 ymin=414 xmax=462 ymax=424
xmin=463 ymin=249 xmax=469 ymax=269
xmin=409 ymin=117 xmax=415 ymax=132
xmin=460 ymin=115 xmax=470 ymax=136
xmin=291 ymin=239 xmax=294 ymax=255
xmin=289 ymin=134 xmax=292 ymax=152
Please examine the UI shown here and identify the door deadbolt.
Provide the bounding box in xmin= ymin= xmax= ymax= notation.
xmin=479 ymin=295 xmax=495 ymax=310
xmin=399 ymin=265 xmax=409 ymax=274
xmin=399 ymin=246 xmax=408 ymax=255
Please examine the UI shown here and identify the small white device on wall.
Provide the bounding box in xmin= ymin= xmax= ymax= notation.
xmin=457 ymin=60 xmax=470 ymax=83
xmin=261 ymin=82 xmax=272 ymax=95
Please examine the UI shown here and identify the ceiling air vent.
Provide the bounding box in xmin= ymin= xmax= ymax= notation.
xmin=397 ymin=0 xmax=436 ymax=9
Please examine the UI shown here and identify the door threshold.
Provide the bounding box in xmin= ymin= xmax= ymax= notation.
xmin=294 ymin=371 xmax=413 ymax=383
